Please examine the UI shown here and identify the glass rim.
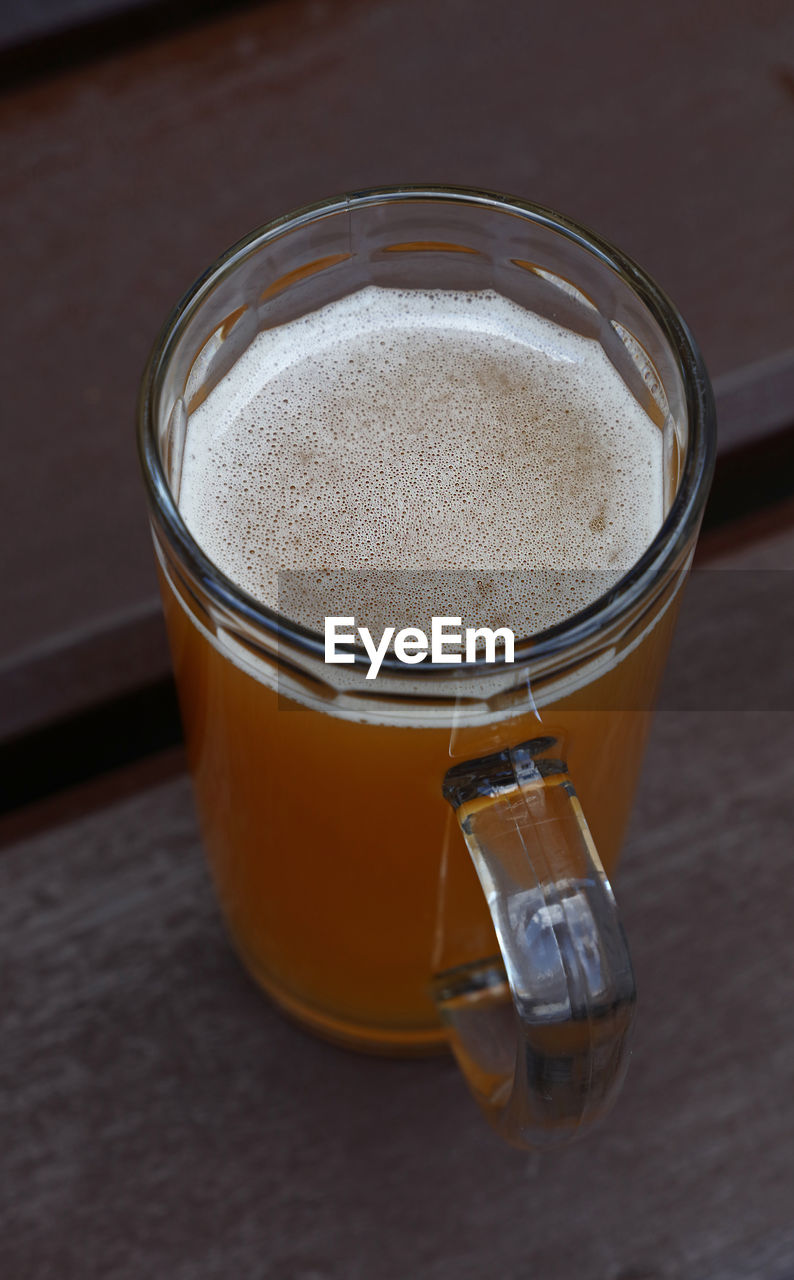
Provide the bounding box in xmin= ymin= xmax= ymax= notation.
xmin=137 ymin=183 xmax=716 ymax=678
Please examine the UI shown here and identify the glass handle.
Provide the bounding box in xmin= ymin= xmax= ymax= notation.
xmin=433 ymin=736 xmax=636 ymax=1149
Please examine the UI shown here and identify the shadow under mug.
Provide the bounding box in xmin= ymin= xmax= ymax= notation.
xmin=138 ymin=187 xmax=715 ymax=1148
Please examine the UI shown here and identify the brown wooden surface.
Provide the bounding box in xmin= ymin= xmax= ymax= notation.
xmin=2 ymin=516 xmax=793 ymax=1280
xmin=2 ymin=0 xmax=794 ymax=740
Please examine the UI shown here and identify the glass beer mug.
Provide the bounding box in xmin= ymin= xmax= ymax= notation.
xmin=138 ymin=188 xmax=715 ymax=1148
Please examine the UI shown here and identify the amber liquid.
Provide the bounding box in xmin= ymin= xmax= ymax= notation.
xmin=161 ymin=569 xmax=680 ymax=1053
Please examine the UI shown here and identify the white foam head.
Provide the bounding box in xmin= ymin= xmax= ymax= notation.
xmin=178 ymin=286 xmax=664 ymax=639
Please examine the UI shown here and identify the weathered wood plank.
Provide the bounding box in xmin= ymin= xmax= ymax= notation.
xmin=2 ymin=715 xmax=792 ymax=1280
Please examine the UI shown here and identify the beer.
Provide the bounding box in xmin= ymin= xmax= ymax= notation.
xmin=159 ymin=285 xmax=675 ymax=1051
xmin=178 ymin=286 xmax=663 ymax=636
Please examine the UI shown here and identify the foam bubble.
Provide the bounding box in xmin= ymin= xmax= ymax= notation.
xmin=179 ymin=287 xmax=664 ymax=638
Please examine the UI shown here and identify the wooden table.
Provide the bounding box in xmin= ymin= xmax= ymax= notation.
xmin=2 ymin=2 xmax=793 ymax=1275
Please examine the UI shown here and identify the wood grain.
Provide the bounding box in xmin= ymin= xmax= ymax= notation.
xmin=1 ymin=0 xmax=793 ymax=740
xmin=0 ymin=726 xmax=786 ymax=1280
xmin=1 ymin=525 xmax=792 ymax=1279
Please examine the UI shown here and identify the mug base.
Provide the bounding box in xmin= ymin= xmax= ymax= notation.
xmin=236 ymin=945 xmax=449 ymax=1058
